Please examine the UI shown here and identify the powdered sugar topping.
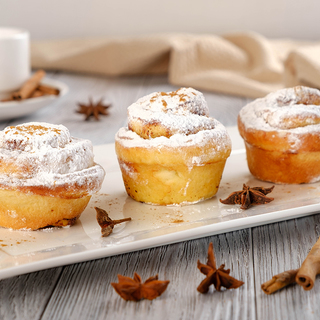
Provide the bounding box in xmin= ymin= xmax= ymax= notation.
xmin=116 ymin=120 xmax=231 ymax=165
xmin=0 ymin=122 xmax=71 ymax=152
xmin=0 ymin=122 xmax=105 ymax=193
xmin=128 ymin=87 xmax=215 ymax=136
xmin=239 ymin=86 xmax=320 ymax=133
xmin=117 ymin=87 xmax=231 ymax=165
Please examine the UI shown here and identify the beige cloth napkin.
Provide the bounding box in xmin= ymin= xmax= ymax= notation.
xmin=31 ymin=32 xmax=320 ymax=98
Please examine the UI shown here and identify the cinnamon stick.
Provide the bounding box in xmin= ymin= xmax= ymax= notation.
xmin=0 ymin=97 xmax=14 ymax=102
xmin=296 ymin=237 xmax=320 ymax=290
xmin=261 ymin=269 xmax=298 ymax=294
xmin=37 ymin=84 xmax=60 ymax=96
xmin=30 ymin=90 xmax=45 ymax=98
xmin=12 ymin=69 xmax=46 ymax=100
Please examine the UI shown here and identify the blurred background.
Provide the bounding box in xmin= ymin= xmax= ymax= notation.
xmin=1 ymin=0 xmax=319 ymax=40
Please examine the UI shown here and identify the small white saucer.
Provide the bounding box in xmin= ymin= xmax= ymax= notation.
xmin=0 ymin=78 xmax=69 ymax=121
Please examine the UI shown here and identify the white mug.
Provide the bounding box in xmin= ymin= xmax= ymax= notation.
xmin=0 ymin=27 xmax=30 ymax=98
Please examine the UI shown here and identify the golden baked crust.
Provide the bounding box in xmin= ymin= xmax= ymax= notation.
xmin=117 ymin=159 xmax=227 ymax=205
xmin=115 ymin=88 xmax=231 ymax=205
xmin=0 ymin=190 xmax=91 ymax=230
xmin=243 ymin=143 xmax=320 ymax=184
xmin=115 ymin=132 xmax=230 ymax=204
xmin=0 ymin=122 xmax=105 ymax=229
xmin=238 ymin=116 xmax=320 ymax=153
xmin=238 ymin=86 xmax=320 ymax=184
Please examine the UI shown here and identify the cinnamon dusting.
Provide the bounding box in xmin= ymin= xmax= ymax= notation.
xmin=7 ymin=125 xmax=62 ymax=136
xmin=150 ymin=88 xmax=192 ymax=106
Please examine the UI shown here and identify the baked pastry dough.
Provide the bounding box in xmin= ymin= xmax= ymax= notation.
xmin=238 ymin=86 xmax=320 ymax=184
xmin=115 ymin=87 xmax=231 ymax=205
xmin=0 ymin=122 xmax=105 ymax=229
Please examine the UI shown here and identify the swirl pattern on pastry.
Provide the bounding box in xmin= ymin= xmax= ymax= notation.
xmin=0 ymin=122 xmax=105 ymax=198
xmin=119 ymin=88 xmax=231 ymax=165
xmin=127 ymin=87 xmax=216 ymax=139
xmin=238 ymin=86 xmax=320 ymax=152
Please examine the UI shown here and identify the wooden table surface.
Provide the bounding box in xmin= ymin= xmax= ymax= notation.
xmin=1 ymin=72 xmax=320 ymax=320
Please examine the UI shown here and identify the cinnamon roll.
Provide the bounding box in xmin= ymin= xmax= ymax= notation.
xmin=0 ymin=122 xmax=105 ymax=229
xmin=238 ymin=86 xmax=320 ymax=184
xmin=115 ymin=87 xmax=232 ymax=205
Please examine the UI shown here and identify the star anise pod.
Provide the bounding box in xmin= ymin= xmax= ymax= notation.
xmin=197 ymin=242 xmax=244 ymax=293
xmin=76 ymin=97 xmax=111 ymax=120
xmin=111 ymin=273 xmax=170 ymax=301
xmin=219 ymin=184 xmax=275 ymax=210
xmin=95 ymin=207 xmax=131 ymax=237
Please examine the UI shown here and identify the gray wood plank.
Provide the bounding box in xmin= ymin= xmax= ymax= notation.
xmin=40 ymin=231 xmax=253 ymax=320
xmin=254 ymin=214 xmax=320 ymax=320
xmin=0 ymin=268 xmax=62 ymax=320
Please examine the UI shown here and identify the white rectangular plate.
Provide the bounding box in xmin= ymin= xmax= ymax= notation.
xmin=1 ymin=127 xmax=320 ymax=279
